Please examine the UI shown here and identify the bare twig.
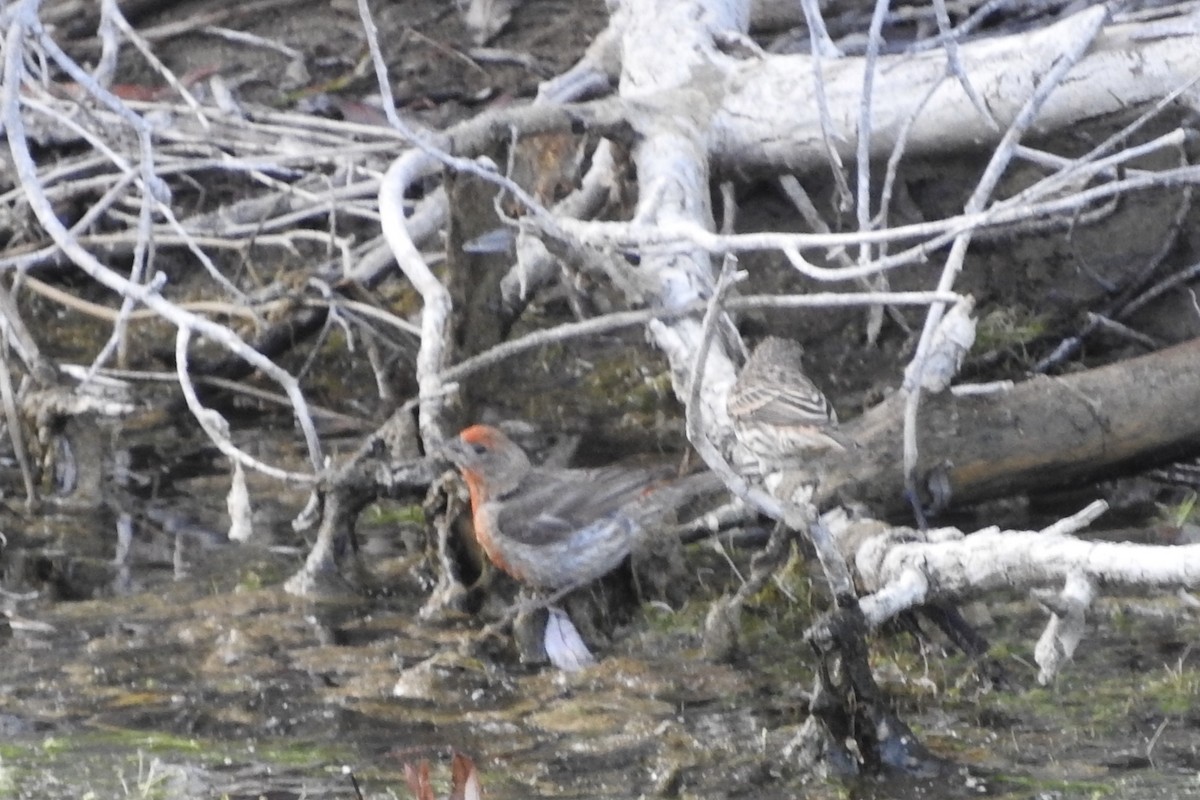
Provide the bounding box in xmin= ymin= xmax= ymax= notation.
xmin=174 ymin=327 xmax=315 ymax=483
xmin=443 ymin=290 xmax=963 ymax=384
xmin=3 ymin=1 xmax=325 ymax=480
xmin=900 ymin=7 xmax=1109 ymax=510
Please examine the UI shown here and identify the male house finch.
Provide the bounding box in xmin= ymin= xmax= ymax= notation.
xmin=442 ymin=424 xmax=721 ymax=591
xmin=727 ymin=336 xmax=848 ymax=473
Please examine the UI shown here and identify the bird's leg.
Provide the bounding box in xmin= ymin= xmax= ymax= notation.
xmin=477 ymin=582 xmax=581 ymax=642
xmin=512 ymin=600 xmax=550 ymax=665
xmin=474 ymin=584 xmax=600 ymax=668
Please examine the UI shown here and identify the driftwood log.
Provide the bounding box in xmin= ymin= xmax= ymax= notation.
xmin=782 ymin=338 xmax=1200 ymax=517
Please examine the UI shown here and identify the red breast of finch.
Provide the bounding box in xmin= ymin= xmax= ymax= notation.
xmin=727 ymin=336 xmax=848 ymax=472
xmin=442 ymin=424 xmax=721 ymax=591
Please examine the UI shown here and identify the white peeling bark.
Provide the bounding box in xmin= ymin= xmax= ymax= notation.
xmin=1033 ymin=572 xmax=1094 ymax=685
xmin=378 ymin=149 xmax=454 ymax=446
xmin=831 ymin=501 xmax=1200 ymax=681
xmin=709 ymin=5 xmax=1200 ymax=173
xmin=611 ymin=0 xmax=752 ymax=443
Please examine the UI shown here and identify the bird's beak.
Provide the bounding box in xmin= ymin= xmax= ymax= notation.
xmin=437 ymin=436 xmax=467 ymax=466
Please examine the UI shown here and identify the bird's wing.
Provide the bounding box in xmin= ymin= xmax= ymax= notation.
xmin=733 ymin=377 xmax=837 ymax=427
xmin=492 ymin=465 xmax=676 ymax=546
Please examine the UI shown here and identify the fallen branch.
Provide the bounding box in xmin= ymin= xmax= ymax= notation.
xmin=828 ymin=500 xmax=1200 ymax=682
xmin=800 ymin=338 xmax=1200 ymax=516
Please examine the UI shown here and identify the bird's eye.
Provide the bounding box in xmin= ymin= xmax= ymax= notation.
xmin=471 ymin=442 xmax=488 ymax=455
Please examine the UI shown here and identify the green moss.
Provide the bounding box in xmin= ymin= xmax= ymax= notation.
xmin=578 ymin=352 xmax=674 ymax=422
xmin=739 ymin=550 xmax=819 ymax=640
xmin=1139 ymin=664 xmax=1200 ymax=715
xmin=365 ymin=502 xmax=426 ymax=526
xmin=237 ymin=570 xmax=265 ymax=591
xmin=991 ymin=774 xmax=1116 ymax=796
xmin=976 ymin=306 xmax=1050 ymax=358
xmin=1155 ymin=491 xmax=1198 ymax=527
xmin=32 ymin=728 xmax=360 ymax=766
xmin=641 ymin=598 xmax=709 ymax=634
xmin=249 ymin=738 xmax=357 ymax=767
xmin=0 ymin=730 xmax=364 ymax=800
xmin=0 ymin=744 xmax=28 ymax=760
xmin=989 ymin=677 xmax=1134 ymax=733
xmin=1107 ymin=605 xmax=1135 ymax=635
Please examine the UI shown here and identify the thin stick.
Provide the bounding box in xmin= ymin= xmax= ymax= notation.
xmin=442 ymin=290 xmax=963 ymax=384
xmin=2 ymin=3 xmax=324 ymax=479
xmin=901 ymin=8 xmax=1109 ymax=509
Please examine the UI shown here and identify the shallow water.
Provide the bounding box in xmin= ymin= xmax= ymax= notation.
xmin=2 ymin=436 xmax=1200 ymax=799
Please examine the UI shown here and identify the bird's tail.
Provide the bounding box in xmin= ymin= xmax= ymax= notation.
xmin=624 ymin=470 xmax=727 ymax=529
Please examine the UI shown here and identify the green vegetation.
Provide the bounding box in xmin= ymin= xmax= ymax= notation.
xmin=975 ymin=306 xmax=1050 ymax=361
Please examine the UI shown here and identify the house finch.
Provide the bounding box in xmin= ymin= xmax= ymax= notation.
xmin=727 ymin=336 xmax=849 ymax=473
xmin=441 ymin=424 xmax=721 ymax=591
